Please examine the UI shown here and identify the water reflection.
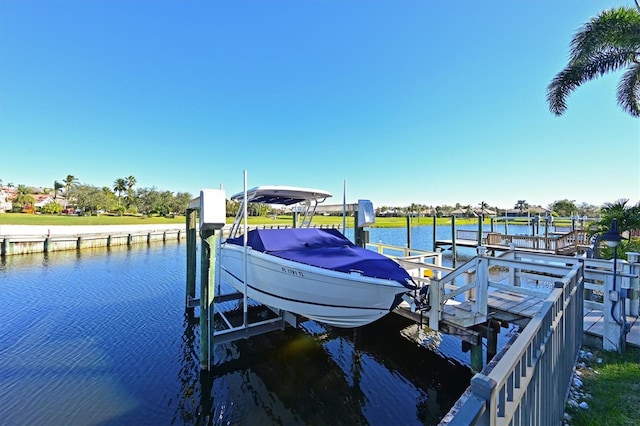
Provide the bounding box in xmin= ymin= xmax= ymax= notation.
xmin=1 ymin=238 xmax=473 ymax=425
xmin=173 ymin=310 xmax=202 ymax=425
xmin=174 ymin=308 xmax=472 ymax=425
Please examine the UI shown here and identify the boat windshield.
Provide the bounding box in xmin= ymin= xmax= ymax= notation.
xmin=227 ymin=187 xmax=330 ymax=240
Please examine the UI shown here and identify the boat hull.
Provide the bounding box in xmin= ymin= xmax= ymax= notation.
xmin=218 ymin=244 xmax=410 ymax=328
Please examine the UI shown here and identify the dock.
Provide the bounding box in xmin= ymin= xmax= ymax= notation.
xmin=190 ymin=231 xmax=639 ymax=425
xmin=185 ymin=191 xmax=638 ymax=425
xmin=435 ymin=229 xmax=591 ymax=256
xmin=385 ymin=245 xmax=640 ymax=349
xmin=383 ymin=245 xmax=639 ymax=425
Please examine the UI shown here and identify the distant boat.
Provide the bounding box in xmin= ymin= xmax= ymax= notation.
xmin=218 ymin=185 xmax=417 ymax=328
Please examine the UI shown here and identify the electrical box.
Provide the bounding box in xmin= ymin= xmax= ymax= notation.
xmin=620 ymin=288 xmax=636 ymax=300
xmin=199 ymin=189 xmax=226 ymax=231
xmin=357 ymin=199 xmax=375 ymax=228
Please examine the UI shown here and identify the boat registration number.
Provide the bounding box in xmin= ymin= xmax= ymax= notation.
xmin=282 ymin=267 xmax=304 ymax=277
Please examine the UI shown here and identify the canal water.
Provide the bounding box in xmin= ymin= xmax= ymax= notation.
xmin=0 ymin=224 xmax=530 ymax=425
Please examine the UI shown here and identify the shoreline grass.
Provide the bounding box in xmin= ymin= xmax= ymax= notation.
xmin=0 ymin=213 xmax=186 ymax=226
xmin=567 ymin=345 xmax=640 ymax=425
xmin=0 ymin=213 xmax=549 ymax=228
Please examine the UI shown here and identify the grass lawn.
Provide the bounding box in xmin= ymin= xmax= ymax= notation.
xmin=0 ymin=213 xmax=492 ymax=228
xmin=568 ymin=345 xmax=640 ymax=425
xmin=0 ymin=213 xmax=187 ymax=226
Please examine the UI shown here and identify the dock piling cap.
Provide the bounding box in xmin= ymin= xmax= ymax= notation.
xmin=199 ymin=189 xmax=226 ymax=231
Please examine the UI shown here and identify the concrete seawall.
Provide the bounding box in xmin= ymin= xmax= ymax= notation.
xmin=0 ymin=224 xmax=186 ymax=256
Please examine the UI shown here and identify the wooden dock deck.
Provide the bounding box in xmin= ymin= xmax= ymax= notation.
xmin=584 ymin=309 xmax=640 ymax=347
xmin=385 ymin=245 xmax=640 ymax=358
xmin=490 ymin=290 xmax=640 ymax=347
xmin=396 ymin=289 xmax=640 ymax=349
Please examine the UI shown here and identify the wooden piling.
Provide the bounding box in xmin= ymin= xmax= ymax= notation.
xmin=406 ymin=216 xmax=412 ymax=249
xmin=186 ymin=208 xmax=197 ymax=305
xmin=451 ymin=217 xmax=457 ymax=267
xmin=463 ymin=336 xmax=484 ymax=373
xmin=628 ymin=252 xmax=639 ymax=317
xmin=432 ymin=216 xmax=437 ymax=252
xmin=471 ymin=342 xmax=483 ymax=372
xmin=354 ymin=209 xmax=366 ymax=247
xmin=199 ymin=229 xmax=216 ymax=370
xmin=486 ymin=321 xmax=500 ymax=363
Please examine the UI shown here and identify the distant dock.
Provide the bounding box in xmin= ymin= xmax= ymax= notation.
xmin=435 ymin=229 xmax=591 ymax=256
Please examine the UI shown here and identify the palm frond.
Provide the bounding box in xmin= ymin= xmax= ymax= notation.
xmin=547 ymin=49 xmax=635 ymax=116
xmin=617 ymin=62 xmax=640 ymax=117
xmin=581 ymin=49 xmax=637 ymax=77
xmin=569 ymin=7 xmax=640 ymax=64
xmin=547 ymin=67 xmax=583 ymax=116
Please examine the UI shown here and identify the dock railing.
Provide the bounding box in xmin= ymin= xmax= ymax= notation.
xmin=445 ymin=259 xmax=584 ymax=425
xmin=371 ymin=241 xmax=638 ymax=424
xmin=365 ymin=242 xmax=442 ymax=264
xmin=483 ymin=230 xmax=590 ymax=254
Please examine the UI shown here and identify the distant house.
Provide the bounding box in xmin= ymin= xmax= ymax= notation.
xmin=504 ymin=206 xmax=551 ymax=217
xmin=529 ymin=206 xmax=552 ymax=216
xmin=451 ymin=208 xmax=473 ymax=218
xmin=315 ymin=203 xmax=357 ymax=216
xmin=34 ymin=194 xmax=54 ymax=208
xmin=0 ymin=187 xmax=15 ymax=213
xmin=378 ymin=208 xmax=401 ymax=217
xmin=0 ymin=188 xmax=11 ymax=212
xmin=473 ymin=207 xmax=497 ymax=217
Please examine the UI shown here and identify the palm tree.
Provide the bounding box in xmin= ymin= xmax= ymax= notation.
xmin=14 ymin=185 xmax=36 ymax=211
xmin=53 ymin=181 xmax=64 ymax=200
xmin=125 ymin=175 xmax=136 ymax=191
xmin=125 ymin=175 xmax=137 ymax=208
xmin=113 ymin=178 xmax=127 ymax=207
xmin=547 ymin=3 xmax=640 ymax=117
xmin=599 ymin=199 xmax=640 ymax=240
xmin=63 ymin=175 xmax=78 ymax=208
xmin=515 ymin=200 xmax=529 ymax=215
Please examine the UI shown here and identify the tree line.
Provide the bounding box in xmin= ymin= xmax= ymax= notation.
xmin=2 ymin=175 xmax=192 ymax=216
xmin=372 ymin=199 xmax=602 ymax=219
xmin=1 ymin=177 xmax=635 ymax=226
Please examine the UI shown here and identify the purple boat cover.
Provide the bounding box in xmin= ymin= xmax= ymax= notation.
xmin=226 ymin=228 xmax=415 ymax=289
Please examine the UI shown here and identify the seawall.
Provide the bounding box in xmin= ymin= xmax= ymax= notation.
xmin=0 ymin=224 xmax=185 ymax=256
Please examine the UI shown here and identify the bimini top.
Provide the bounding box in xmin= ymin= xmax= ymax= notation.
xmin=229 ymin=185 xmax=332 ymax=206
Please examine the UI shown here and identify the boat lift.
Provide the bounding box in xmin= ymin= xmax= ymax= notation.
xmin=185 ymin=189 xmax=298 ymax=370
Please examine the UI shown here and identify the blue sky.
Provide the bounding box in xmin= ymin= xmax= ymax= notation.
xmin=1 ymin=0 xmax=638 ymax=210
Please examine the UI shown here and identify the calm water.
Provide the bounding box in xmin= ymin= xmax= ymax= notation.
xmin=0 ymin=224 xmax=529 ymax=425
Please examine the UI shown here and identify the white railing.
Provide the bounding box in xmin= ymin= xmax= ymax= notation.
xmin=456 ymin=229 xmax=492 ymax=243
xmin=365 ymin=241 xmax=639 ymax=425
xmin=445 ymin=259 xmax=584 ymax=425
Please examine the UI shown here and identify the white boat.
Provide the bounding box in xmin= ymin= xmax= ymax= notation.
xmin=218 ymin=185 xmax=417 ymax=328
